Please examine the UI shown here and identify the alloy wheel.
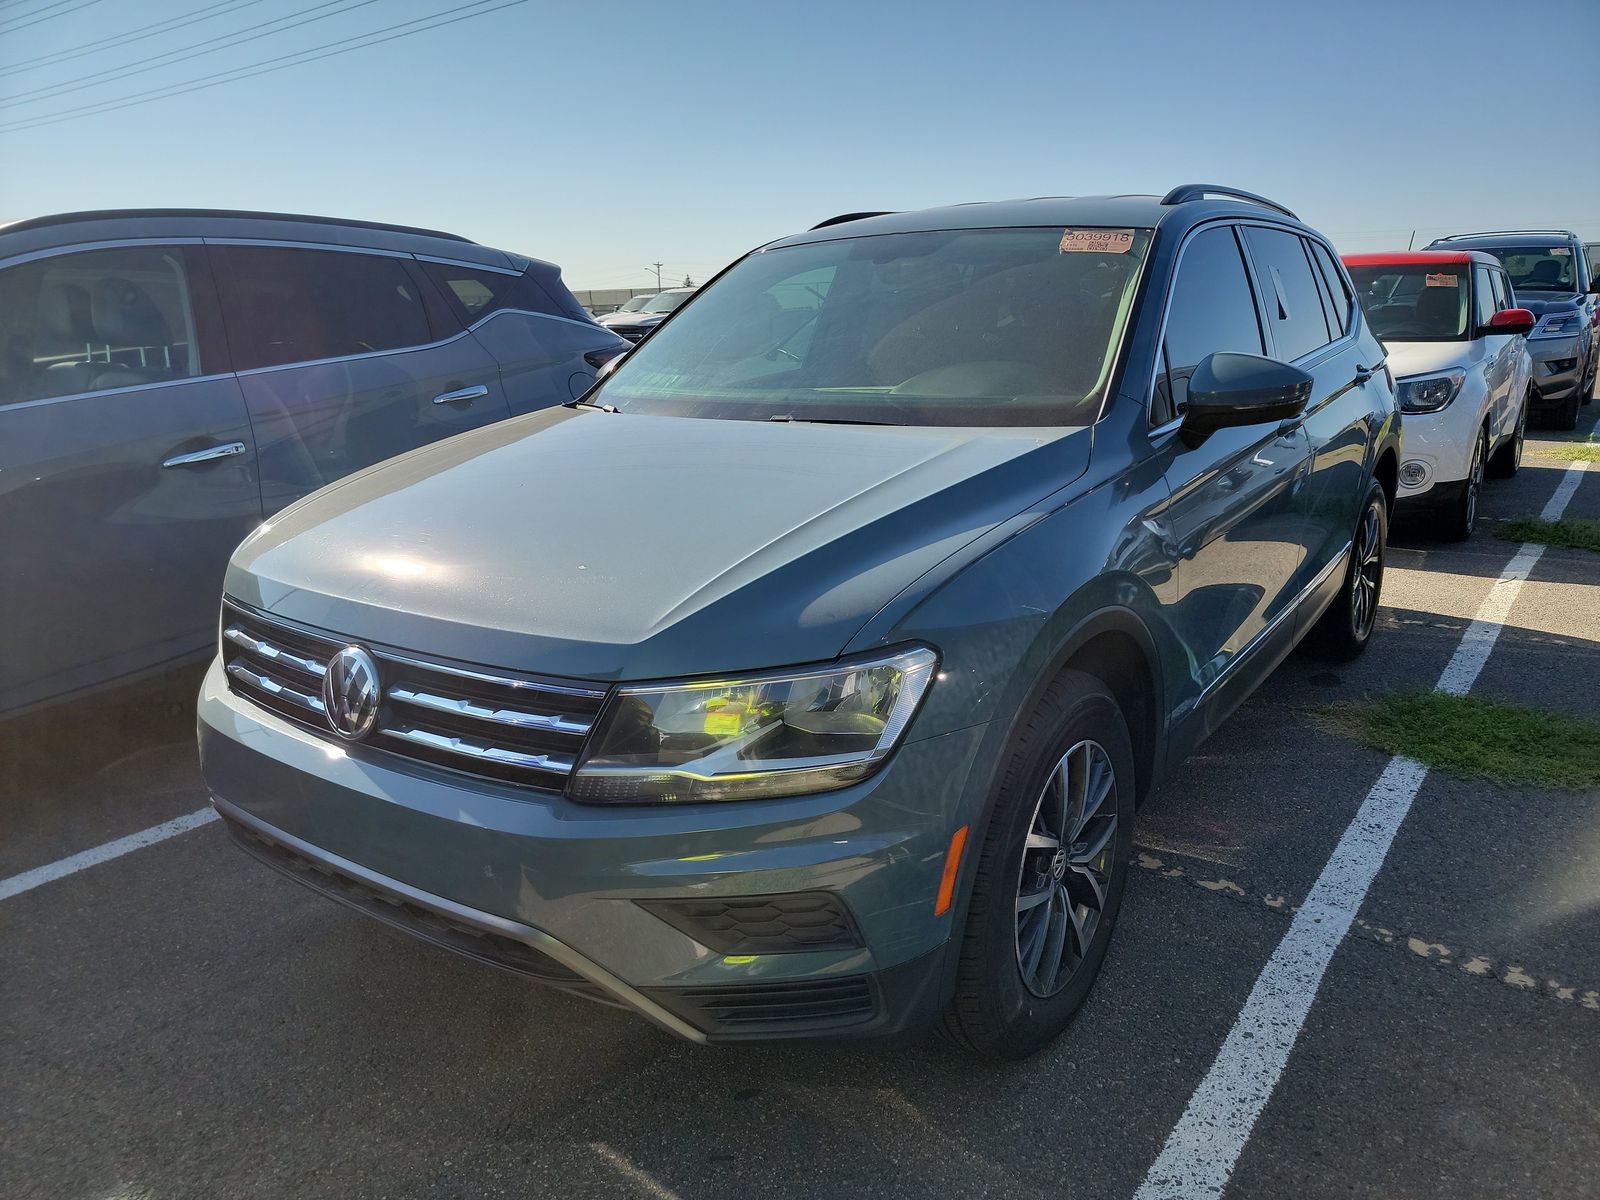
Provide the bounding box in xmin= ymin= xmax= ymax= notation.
xmin=1465 ymin=434 xmax=1484 ymax=531
xmin=1351 ymin=500 xmax=1383 ymax=639
xmin=1014 ymin=739 xmax=1118 ymax=998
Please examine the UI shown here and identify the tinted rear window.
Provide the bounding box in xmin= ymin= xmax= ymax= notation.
xmin=1242 ymin=226 xmax=1332 ymax=361
xmin=213 ymin=246 xmax=432 ymax=370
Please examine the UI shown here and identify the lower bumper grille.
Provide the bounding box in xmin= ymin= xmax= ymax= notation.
xmin=224 ymin=814 xmax=602 ymax=994
xmin=645 ymin=977 xmax=876 ymax=1034
xmin=637 ymin=892 xmax=863 ymax=955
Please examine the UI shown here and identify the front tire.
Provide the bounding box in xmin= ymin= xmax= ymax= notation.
xmin=1555 ymin=391 xmax=1581 ymax=431
xmin=943 ymin=670 xmax=1135 ymax=1060
xmin=1432 ymin=429 xmax=1485 ymax=540
xmin=1306 ymin=479 xmax=1387 ymax=662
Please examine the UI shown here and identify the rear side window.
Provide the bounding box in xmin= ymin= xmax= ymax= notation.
xmin=1156 ymin=224 xmax=1264 ymax=425
xmin=212 ymin=246 xmax=432 ymax=371
xmin=419 ymin=261 xmax=556 ymax=324
xmin=1307 ymin=240 xmax=1352 ymax=337
xmin=1490 ymin=269 xmax=1511 ymax=312
xmin=1472 ymin=266 xmax=1497 ymax=328
xmin=1242 ymin=226 xmax=1333 ymax=362
xmin=0 ymin=244 xmax=217 ymax=408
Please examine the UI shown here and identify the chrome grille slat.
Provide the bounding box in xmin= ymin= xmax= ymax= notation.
xmin=226 ymin=661 xmax=327 ymax=715
xmin=223 ymin=625 xmax=327 ymax=677
xmin=381 ymin=725 xmax=577 ymax=773
xmin=220 ymin=599 xmax=601 ymax=789
xmin=386 ymin=686 xmax=593 ymax=734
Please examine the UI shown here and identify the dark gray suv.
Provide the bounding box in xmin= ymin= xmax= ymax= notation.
xmin=0 ymin=209 xmax=624 ymax=716
xmin=200 ymin=186 xmax=1401 ymax=1057
xmin=1425 ymin=229 xmax=1598 ymax=429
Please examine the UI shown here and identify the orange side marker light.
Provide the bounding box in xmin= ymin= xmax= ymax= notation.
xmin=934 ymin=824 xmax=970 ymax=917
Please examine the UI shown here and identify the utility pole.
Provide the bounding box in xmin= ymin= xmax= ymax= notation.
xmin=651 ymin=262 xmax=664 ymax=290
xmin=1406 ymin=230 xmax=1416 ymax=251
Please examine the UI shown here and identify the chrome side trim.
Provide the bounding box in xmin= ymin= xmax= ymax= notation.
xmin=209 ymin=796 xmax=707 ymax=1044
xmin=201 ymin=236 xmax=413 ymax=258
xmin=0 ymin=371 xmax=238 ymax=413
xmin=413 ymin=252 xmax=521 ymax=276
xmin=382 ymin=725 xmax=578 ymax=774
xmin=0 ymin=237 xmax=205 ymax=270
xmin=469 ymin=306 xmax=614 ymax=335
xmin=223 ymin=626 xmax=326 ymax=677
xmin=387 ymin=687 xmax=592 ymax=735
xmin=1195 ymin=539 xmax=1353 ymax=708
xmin=226 ymin=661 xmax=326 ymax=715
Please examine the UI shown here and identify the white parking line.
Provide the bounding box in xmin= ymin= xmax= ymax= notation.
xmin=0 ymin=807 xmax=218 ymax=903
xmin=1136 ymin=459 xmax=1590 ymax=1200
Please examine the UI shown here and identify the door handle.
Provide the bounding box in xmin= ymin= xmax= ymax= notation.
xmin=433 ymin=384 xmax=489 ymax=406
xmin=162 ymin=441 xmax=247 ymax=469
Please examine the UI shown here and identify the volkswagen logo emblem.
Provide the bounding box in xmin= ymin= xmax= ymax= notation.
xmin=322 ymin=644 xmax=381 ymax=741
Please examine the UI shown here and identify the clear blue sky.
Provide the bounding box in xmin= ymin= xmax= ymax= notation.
xmin=2 ymin=0 xmax=1596 ymax=290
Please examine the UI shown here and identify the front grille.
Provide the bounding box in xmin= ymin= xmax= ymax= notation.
xmin=612 ymin=325 xmax=647 ymax=342
xmin=645 ymin=976 xmax=876 ymax=1034
xmin=636 ymin=892 xmax=863 ymax=955
xmin=220 ymin=598 xmax=606 ymax=790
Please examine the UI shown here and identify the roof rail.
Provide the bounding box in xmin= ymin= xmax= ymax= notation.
xmin=1431 ymin=229 xmax=1574 ymax=241
xmin=1160 ymin=184 xmax=1297 ymax=220
xmin=809 ymin=211 xmax=895 ymax=231
xmin=0 ymin=208 xmax=474 ymax=243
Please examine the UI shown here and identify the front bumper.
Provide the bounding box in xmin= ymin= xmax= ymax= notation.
xmin=1393 ymin=405 xmax=1482 ymax=501
xmin=198 ymin=658 xmax=982 ymax=1042
xmin=1527 ymin=336 xmax=1586 ymax=403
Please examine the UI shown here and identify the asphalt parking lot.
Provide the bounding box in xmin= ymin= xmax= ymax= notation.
xmin=4 ymin=403 xmax=1598 ymax=1200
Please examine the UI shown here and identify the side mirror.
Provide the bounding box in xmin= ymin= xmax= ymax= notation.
xmin=594 ymin=349 xmax=628 ymax=380
xmin=1483 ymin=308 xmax=1536 ymax=336
xmin=1181 ymin=352 xmax=1313 ymax=444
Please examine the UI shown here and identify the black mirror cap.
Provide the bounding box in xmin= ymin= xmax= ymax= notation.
xmin=1181 ymin=352 xmax=1313 ymax=443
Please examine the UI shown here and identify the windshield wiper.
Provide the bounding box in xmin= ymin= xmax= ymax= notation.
xmin=767 ymin=413 xmax=902 ymax=427
xmin=565 ymin=398 xmax=619 ymax=412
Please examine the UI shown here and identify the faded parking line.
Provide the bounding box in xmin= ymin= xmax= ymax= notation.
xmin=0 ymin=807 xmax=217 ymax=903
xmin=1136 ymin=458 xmax=1591 ymax=1200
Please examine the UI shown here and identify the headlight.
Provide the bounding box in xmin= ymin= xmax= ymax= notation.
xmin=1532 ymin=313 xmax=1580 ymax=338
xmin=1395 ymin=370 xmax=1464 ymax=413
xmin=569 ymin=646 xmax=939 ymax=804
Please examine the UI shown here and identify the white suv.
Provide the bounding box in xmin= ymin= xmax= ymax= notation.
xmin=1345 ymin=250 xmax=1533 ymax=539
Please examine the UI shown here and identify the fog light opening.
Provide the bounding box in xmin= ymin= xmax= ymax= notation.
xmin=1400 ymin=460 xmax=1429 ymax=487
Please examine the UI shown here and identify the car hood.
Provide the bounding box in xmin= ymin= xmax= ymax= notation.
xmin=227 ymin=408 xmax=1091 ymax=682
xmin=1383 ymin=340 xmax=1473 ymax=379
xmin=1512 ymin=292 xmax=1584 ymax=317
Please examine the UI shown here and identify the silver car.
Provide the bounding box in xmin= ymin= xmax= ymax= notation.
xmin=0 ymin=209 xmax=625 ymax=716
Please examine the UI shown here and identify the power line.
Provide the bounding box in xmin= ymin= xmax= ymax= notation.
xmin=0 ymin=0 xmax=385 ymax=109
xmin=0 ymin=0 xmax=274 ymax=81
xmin=0 ymin=0 xmax=104 ymax=35
xmin=0 ymin=0 xmax=529 ymax=134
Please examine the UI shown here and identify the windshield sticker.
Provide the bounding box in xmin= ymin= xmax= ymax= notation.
xmin=1060 ymin=228 xmax=1134 ymax=255
xmin=1551 ymin=246 xmax=1571 ymax=255
xmin=1425 ymin=273 xmax=1458 ymax=287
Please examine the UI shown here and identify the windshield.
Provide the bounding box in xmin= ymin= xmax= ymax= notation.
xmin=1348 ymin=264 xmax=1469 ymax=341
xmin=619 ymin=295 xmax=653 ymax=312
xmin=592 ymin=226 xmax=1152 ymax=426
xmin=643 ymin=290 xmax=690 ymax=313
xmin=1475 ymin=245 xmax=1577 ymax=292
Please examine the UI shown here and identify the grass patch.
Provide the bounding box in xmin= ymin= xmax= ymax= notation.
xmin=1324 ymin=691 xmax=1600 ymax=790
xmin=1531 ymin=440 xmax=1600 ymax=462
xmin=1494 ymin=516 xmax=1600 ymax=552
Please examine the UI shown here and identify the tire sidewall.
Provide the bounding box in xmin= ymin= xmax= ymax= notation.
xmin=961 ymin=677 xmax=1135 ymax=1056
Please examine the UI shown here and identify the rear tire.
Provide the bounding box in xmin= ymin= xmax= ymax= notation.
xmin=1432 ymin=429 xmax=1485 ymax=540
xmin=1488 ymin=402 xmax=1526 ymax=479
xmin=942 ymin=670 xmax=1135 ymax=1060
xmin=1306 ymin=479 xmax=1387 ymax=662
